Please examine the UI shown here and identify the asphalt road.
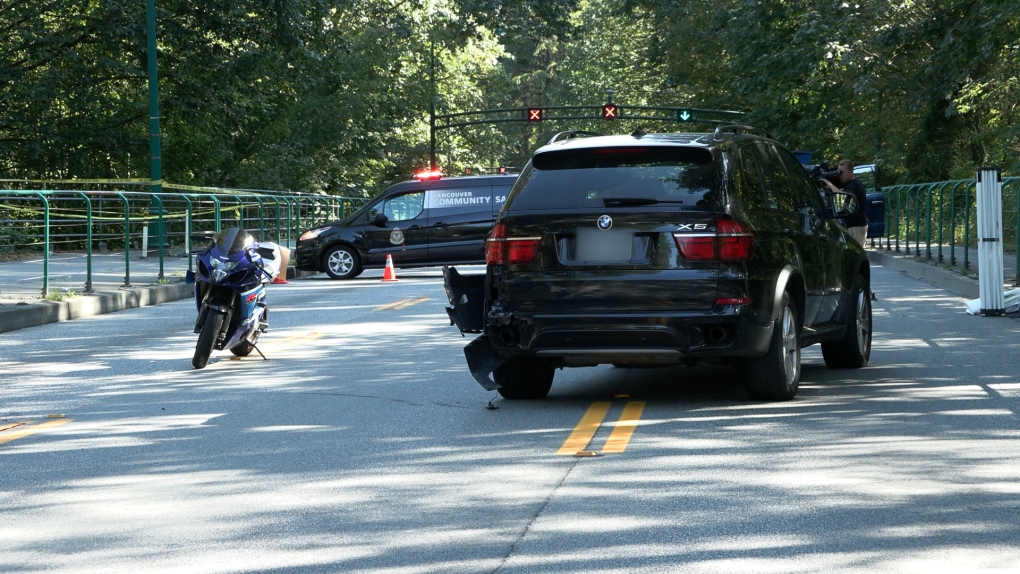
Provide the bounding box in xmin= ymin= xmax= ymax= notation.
xmin=1 ymin=264 xmax=1019 ymax=573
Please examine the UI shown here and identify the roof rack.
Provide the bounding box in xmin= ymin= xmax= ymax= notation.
xmin=713 ymin=124 xmax=774 ymax=140
xmin=547 ymin=130 xmax=602 ymax=144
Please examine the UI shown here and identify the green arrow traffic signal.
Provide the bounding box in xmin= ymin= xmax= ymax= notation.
xmin=678 ymin=109 xmax=693 ymax=122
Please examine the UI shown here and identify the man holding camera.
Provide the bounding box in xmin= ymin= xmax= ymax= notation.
xmin=821 ymin=159 xmax=868 ymax=245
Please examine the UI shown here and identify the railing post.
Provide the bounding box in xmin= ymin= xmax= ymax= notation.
xmin=963 ymin=182 xmax=975 ymax=271
xmin=152 ymin=194 xmax=165 ymax=280
xmin=924 ymin=183 xmax=937 ymax=260
xmin=253 ymin=196 xmax=266 ymax=239
xmin=947 ymin=181 xmax=967 ymax=266
xmin=210 ymin=195 xmax=222 ymax=232
xmin=904 ymin=186 xmax=913 ymax=255
xmin=918 ymin=186 xmax=926 ymax=255
xmin=182 ymin=195 xmax=194 ymax=273
xmin=268 ymin=196 xmax=282 ymax=243
xmin=285 ymin=198 xmax=296 ymax=247
xmin=893 ymin=186 xmax=903 ymax=253
xmin=115 ymin=192 xmax=132 ymax=286
xmin=935 ymin=182 xmax=951 ymax=263
xmin=231 ymin=195 xmax=244 ymax=229
xmin=76 ymin=192 xmax=94 ymax=293
xmin=33 ymin=192 xmax=51 ymax=297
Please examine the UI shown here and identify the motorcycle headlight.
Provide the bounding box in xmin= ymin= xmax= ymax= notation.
xmin=210 ymin=258 xmax=238 ymax=282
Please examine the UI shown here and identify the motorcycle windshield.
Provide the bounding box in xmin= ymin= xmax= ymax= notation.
xmin=215 ymin=228 xmax=255 ymax=255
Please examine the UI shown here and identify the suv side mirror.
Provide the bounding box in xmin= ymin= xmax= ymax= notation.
xmin=373 ymin=213 xmax=389 ymax=227
xmin=829 ymin=191 xmax=859 ymax=219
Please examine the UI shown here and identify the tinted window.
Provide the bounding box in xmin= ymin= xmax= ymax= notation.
xmin=731 ymin=146 xmax=767 ymax=211
xmin=753 ymin=143 xmax=797 ymax=212
xmin=775 ymin=146 xmax=825 ymax=211
xmin=371 ymin=191 xmax=425 ymax=222
xmin=509 ymin=147 xmax=720 ymax=210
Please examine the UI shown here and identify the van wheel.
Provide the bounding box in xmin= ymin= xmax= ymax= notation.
xmin=744 ymin=291 xmax=800 ymax=401
xmin=324 ymin=245 xmax=362 ymax=279
xmin=822 ymin=273 xmax=872 ymax=368
xmin=494 ymin=358 xmax=555 ymax=399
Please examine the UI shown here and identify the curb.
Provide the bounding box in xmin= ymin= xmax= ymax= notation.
xmin=0 ymin=266 xmax=321 ymax=334
xmin=0 ymin=282 xmax=194 ymax=334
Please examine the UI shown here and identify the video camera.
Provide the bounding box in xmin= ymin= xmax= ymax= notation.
xmin=806 ymin=160 xmax=842 ymax=187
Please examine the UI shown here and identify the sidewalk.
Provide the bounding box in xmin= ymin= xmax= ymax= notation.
xmin=0 ymin=248 xmax=307 ymax=334
xmin=865 ymin=238 xmax=1019 ymax=300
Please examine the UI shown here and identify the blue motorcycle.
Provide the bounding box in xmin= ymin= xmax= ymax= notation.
xmin=188 ymin=228 xmax=274 ymax=369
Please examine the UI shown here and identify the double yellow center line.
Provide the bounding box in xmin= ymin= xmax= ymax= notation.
xmin=0 ymin=416 xmax=71 ymax=446
xmin=557 ymin=400 xmax=646 ymax=456
xmin=375 ymin=297 xmax=428 ymax=311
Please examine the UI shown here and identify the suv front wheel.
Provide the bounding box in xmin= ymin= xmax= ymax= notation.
xmin=745 ymin=291 xmax=801 ymax=401
xmin=821 ymin=273 xmax=872 ymax=368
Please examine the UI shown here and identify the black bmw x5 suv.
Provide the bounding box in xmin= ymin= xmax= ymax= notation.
xmin=443 ymin=127 xmax=872 ymax=401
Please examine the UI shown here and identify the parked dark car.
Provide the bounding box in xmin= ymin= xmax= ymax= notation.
xmin=295 ymin=173 xmax=516 ymax=279
xmin=443 ymin=127 xmax=873 ymax=401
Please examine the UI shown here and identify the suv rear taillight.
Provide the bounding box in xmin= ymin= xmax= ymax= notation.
xmin=485 ymin=222 xmax=540 ymax=265
xmin=674 ymin=217 xmax=755 ymax=262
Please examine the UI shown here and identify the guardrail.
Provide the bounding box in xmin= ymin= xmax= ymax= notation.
xmin=876 ymin=176 xmax=1019 ymax=285
xmin=0 ymin=182 xmax=367 ymax=296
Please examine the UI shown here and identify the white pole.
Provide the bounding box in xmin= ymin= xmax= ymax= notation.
xmin=141 ymin=221 xmax=150 ymax=260
xmin=976 ymin=167 xmax=1004 ymax=315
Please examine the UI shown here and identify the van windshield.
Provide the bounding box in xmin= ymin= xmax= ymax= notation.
xmin=508 ymin=147 xmax=721 ymax=211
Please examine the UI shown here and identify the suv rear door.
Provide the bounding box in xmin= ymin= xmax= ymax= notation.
xmin=744 ymin=142 xmax=832 ymax=324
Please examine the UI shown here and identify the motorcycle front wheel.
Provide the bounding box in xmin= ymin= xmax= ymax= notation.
xmin=193 ymin=312 xmax=224 ymax=369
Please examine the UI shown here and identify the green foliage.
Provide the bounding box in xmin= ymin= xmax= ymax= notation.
xmin=1 ymin=0 xmax=1017 ymax=195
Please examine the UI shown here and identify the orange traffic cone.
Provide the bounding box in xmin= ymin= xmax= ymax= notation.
xmin=381 ymin=254 xmax=399 ymax=282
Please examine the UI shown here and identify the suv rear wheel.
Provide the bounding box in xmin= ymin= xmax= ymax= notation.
xmin=745 ymin=291 xmax=801 ymax=401
xmin=493 ymin=357 xmax=555 ymax=399
xmin=821 ymin=273 xmax=872 ymax=368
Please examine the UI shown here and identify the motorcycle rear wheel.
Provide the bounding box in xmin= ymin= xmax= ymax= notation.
xmin=230 ymin=339 xmax=256 ymax=357
xmin=193 ymin=312 xmax=224 ymax=369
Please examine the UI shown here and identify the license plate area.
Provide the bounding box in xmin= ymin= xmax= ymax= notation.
xmin=573 ymin=228 xmax=634 ymax=263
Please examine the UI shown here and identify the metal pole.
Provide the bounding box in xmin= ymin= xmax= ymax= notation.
xmin=429 ymin=27 xmax=437 ymax=171
xmin=146 ymin=0 xmax=162 ymax=196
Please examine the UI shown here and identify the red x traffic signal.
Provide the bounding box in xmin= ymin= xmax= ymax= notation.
xmin=527 ymin=108 xmax=543 ymax=122
xmin=601 ymin=104 xmax=618 ymax=120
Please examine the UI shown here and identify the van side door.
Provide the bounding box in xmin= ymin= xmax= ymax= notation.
xmin=362 ymin=189 xmax=430 ymax=266
xmin=426 ymin=181 xmax=496 ymax=263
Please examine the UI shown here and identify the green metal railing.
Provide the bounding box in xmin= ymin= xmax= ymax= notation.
xmin=877 ymin=176 xmax=1019 ymax=284
xmin=0 ymin=184 xmax=367 ymax=296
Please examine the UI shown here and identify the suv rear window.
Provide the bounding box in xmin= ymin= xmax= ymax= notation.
xmin=508 ymin=146 xmax=720 ymax=211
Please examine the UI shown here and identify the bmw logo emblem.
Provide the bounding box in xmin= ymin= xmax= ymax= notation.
xmin=597 ymin=215 xmax=613 ymax=230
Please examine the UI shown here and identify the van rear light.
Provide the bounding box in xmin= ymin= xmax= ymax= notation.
xmin=486 ymin=223 xmax=540 ymax=265
xmin=674 ymin=217 xmax=755 ymax=262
